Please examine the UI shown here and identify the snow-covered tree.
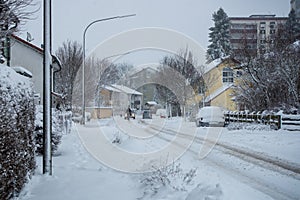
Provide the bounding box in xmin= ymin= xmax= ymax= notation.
xmin=207 ymin=8 xmax=231 ymax=61
xmin=284 ymin=9 xmax=300 ymax=44
xmin=55 ymin=40 xmax=83 ymax=110
xmin=99 ymin=62 xmax=132 ymax=86
xmin=161 ymin=48 xmax=204 ymax=93
xmin=0 ymin=0 xmax=37 ymax=61
xmin=235 ymin=38 xmax=300 ymax=112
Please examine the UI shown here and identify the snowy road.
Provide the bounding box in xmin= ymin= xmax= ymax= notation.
xmin=101 ymin=116 xmax=300 ymax=200
xmin=138 ymin=117 xmax=300 ymax=200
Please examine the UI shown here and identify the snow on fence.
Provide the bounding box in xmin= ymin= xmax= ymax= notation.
xmin=281 ymin=114 xmax=300 ymax=131
xmin=224 ymin=111 xmax=300 ymax=131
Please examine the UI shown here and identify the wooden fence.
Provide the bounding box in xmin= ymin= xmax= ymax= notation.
xmin=281 ymin=114 xmax=300 ymax=131
xmin=224 ymin=112 xmax=300 ymax=131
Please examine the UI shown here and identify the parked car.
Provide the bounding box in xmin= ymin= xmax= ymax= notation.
xmin=156 ymin=109 xmax=167 ymax=118
xmin=142 ymin=110 xmax=152 ymax=119
xmin=195 ymin=106 xmax=225 ymax=127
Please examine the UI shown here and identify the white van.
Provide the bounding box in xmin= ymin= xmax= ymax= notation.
xmin=195 ymin=106 xmax=225 ymax=127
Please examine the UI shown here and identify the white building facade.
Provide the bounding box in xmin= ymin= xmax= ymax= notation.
xmin=229 ymin=15 xmax=287 ymax=56
xmin=7 ymin=35 xmax=60 ymax=104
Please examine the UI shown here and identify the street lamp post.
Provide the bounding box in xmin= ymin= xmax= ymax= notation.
xmin=81 ymin=14 xmax=136 ymax=125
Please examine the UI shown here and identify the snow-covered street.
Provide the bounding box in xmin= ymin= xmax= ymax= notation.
xmin=18 ymin=116 xmax=300 ymax=200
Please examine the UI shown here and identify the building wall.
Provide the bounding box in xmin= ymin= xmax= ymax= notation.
xmin=229 ymin=15 xmax=287 ymax=56
xmin=211 ymin=88 xmax=237 ymax=111
xmin=9 ymin=37 xmax=44 ymax=102
xmin=204 ymin=59 xmax=239 ymax=111
xmin=100 ymin=89 xmax=112 ymax=106
xmin=205 ymin=65 xmax=223 ymax=95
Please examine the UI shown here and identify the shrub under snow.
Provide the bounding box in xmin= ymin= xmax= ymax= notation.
xmin=0 ymin=65 xmax=36 ymax=199
xmin=34 ymin=105 xmax=62 ymax=155
xmin=140 ymin=162 xmax=197 ymax=199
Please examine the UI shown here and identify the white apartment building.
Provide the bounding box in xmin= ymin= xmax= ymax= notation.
xmin=229 ymin=15 xmax=287 ymax=56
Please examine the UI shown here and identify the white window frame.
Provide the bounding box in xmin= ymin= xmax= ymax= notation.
xmin=222 ymin=67 xmax=234 ymax=83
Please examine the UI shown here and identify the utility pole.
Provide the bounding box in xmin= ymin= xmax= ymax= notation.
xmin=43 ymin=0 xmax=52 ymax=175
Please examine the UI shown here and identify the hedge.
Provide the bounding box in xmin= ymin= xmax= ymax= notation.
xmin=0 ymin=65 xmax=36 ymax=199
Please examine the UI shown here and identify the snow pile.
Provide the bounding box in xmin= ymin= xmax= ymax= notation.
xmin=0 ymin=64 xmax=36 ymax=199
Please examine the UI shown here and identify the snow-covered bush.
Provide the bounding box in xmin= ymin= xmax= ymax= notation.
xmin=140 ymin=163 xmax=197 ymax=198
xmin=0 ymin=65 xmax=36 ymax=199
xmin=34 ymin=105 xmax=62 ymax=155
xmin=227 ymin=122 xmax=272 ymax=131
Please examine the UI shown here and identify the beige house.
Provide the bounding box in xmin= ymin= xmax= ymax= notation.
xmin=89 ymin=84 xmax=143 ymax=118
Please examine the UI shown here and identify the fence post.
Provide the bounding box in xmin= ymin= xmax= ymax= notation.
xmin=277 ymin=115 xmax=282 ymax=130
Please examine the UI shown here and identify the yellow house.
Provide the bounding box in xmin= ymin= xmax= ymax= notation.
xmin=202 ymin=57 xmax=241 ymax=111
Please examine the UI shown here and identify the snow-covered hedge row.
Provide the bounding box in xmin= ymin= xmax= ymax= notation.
xmin=34 ymin=105 xmax=62 ymax=155
xmin=0 ymin=65 xmax=36 ymax=199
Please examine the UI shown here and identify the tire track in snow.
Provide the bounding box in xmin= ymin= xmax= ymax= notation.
xmin=146 ymin=122 xmax=300 ymax=177
xmin=138 ymin=120 xmax=300 ymax=200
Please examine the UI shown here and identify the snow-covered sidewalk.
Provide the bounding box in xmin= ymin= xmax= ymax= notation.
xmin=18 ymin=122 xmax=141 ymax=200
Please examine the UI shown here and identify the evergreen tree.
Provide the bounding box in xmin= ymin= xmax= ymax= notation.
xmin=207 ymin=8 xmax=231 ymax=61
xmin=284 ymin=9 xmax=300 ymax=43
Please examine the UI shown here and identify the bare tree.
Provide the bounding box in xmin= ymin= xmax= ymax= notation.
xmin=55 ymin=40 xmax=83 ymax=109
xmin=96 ymin=62 xmax=133 ymax=107
xmin=157 ymin=49 xmax=204 ymax=119
xmin=0 ymin=0 xmax=38 ymax=56
xmin=71 ymin=55 xmax=133 ymax=109
xmin=85 ymin=58 xmax=109 ymax=107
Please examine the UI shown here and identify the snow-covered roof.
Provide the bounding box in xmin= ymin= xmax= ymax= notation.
xmin=145 ymin=101 xmax=157 ymax=105
xmin=204 ymin=56 xmax=237 ymax=73
xmin=205 ymin=84 xmax=233 ymax=102
xmin=127 ymin=63 xmax=160 ymax=77
xmin=111 ymin=84 xmax=143 ymax=96
xmin=11 ymin=66 xmax=33 ymax=78
xmin=205 ymin=58 xmax=224 ymax=73
xmin=102 ymin=85 xmax=123 ymax=93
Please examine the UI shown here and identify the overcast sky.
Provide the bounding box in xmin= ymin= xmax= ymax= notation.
xmin=20 ymin=0 xmax=290 ymax=64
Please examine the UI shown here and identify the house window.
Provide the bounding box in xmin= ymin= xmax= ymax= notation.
xmin=260 ymin=30 xmax=266 ymax=34
xmin=270 ymin=29 xmax=276 ymax=34
xmin=223 ymin=67 xmax=234 ymax=83
xmin=236 ymin=70 xmax=243 ymax=76
xmin=270 ymin=22 xmax=276 ymax=29
xmin=260 ymin=22 xmax=266 ymax=29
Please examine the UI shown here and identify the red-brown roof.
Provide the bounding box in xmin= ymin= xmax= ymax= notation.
xmin=11 ymin=34 xmax=43 ymax=54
